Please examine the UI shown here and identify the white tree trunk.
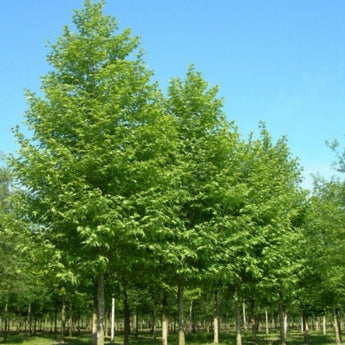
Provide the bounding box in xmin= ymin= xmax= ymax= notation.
xmin=97 ymin=273 xmax=105 ymax=345
xmin=323 ymin=315 xmax=327 ymax=336
xmin=92 ymin=301 xmax=98 ymax=345
xmin=213 ymin=290 xmax=219 ymax=344
xmin=178 ymin=279 xmax=185 ymax=345
xmin=283 ymin=312 xmax=288 ymax=341
xmin=235 ymin=293 xmax=242 ymax=345
xmin=243 ymin=301 xmax=247 ymax=332
xmin=162 ymin=293 xmax=168 ymax=345
xmin=188 ymin=300 xmax=193 ymax=334
xmin=110 ymin=296 xmax=115 ymax=343
xmin=334 ymin=308 xmax=342 ymax=345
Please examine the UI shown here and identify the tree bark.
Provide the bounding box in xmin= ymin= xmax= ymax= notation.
xmin=54 ymin=298 xmax=58 ymax=339
xmin=178 ymin=279 xmax=185 ymax=345
xmin=278 ymin=295 xmax=287 ymax=345
xmin=249 ymin=299 xmax=257 ymax=340
xmin=28 ymin=302 xmax=32 ymax=337
xmin=111 ymin=295 xmax=115 ymax=344
xmin=123 ymin=286 xmax=130 ymax=345
xmin=93 ymin=292 xmax=98 ymax=345
xmin=162 ymin=292 xmax=169 ymax=345
xmin=323 ymin=315 xmax=327 ymax=336
xmin=188 ymin=300 xmax=194 ymax=334
xmin=69 ymin=303 xmax=73 ymax=338
xmin=152 ymin=305 xmax=157 ymax=340
xmin=302 ymin=309 xmax=308 ymax=344
xmin=61 ymin=298 xmax=66 ymax=342
xmin=243 ymin=301 xmax=247 ymax=332
xmin=3 ymin=303 xmax=8 ymax=343
xmin=97 ymin=273 xmax=105 ymax=345
xmin=235 ymin=290 xmax=242 ymax=345
xmin=265 ymin=309 xmax=269 ymax=335
xmin=213 ymin=290 xmax=220 ymax=344
xmin=334 ymin=308 xmax=342 ymax=345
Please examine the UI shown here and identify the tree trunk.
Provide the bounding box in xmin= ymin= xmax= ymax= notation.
xmin=334 ymin=308 xmax=342 ymax=345
xmin=61 ymin=298 xmax=66 ymax=342
xmin=188 ymin=300 xmax=194 ymax=334
xmin=3 ymin=303 xmax=8 ymax=343
xmin=152 ymin=305 xmax=157 ymax=340
xmin=278 ymin=295 xmax=287 ymax=345
xmin=97 ymin=273 xmax=105 ymax=345
xmin=235 ymin=291 xmax=242 ymax=345
xmin=123 ymin=286 xmax=130 ymax=345
xmin=69 ymin=303 xmax=73 ymax=338
xmin=54 ymin=298 xmax=58 ymax=339
xmin=178 ymin=279 xmax=185 ymax=345
xmin=249 ymin=299 xmax=257 ymax=340
xmin=111 ymin=295 xmax=115 ymax=344
xmin=162 ymin=293 xmax=169 ymax=345
xmin=28 ymin=302 xmax=32 ymax=337
xmin=323 ymin=315 xmax=327 ymax=336
xmin=265 ymin=309 xmax=269 ymax=335
xmin=135 ymin=307 xmax=139 ymax=338
xmin=92 ymin=296 xmax=98 ymax=345
xmin=243 ymin=301 xmax=247 ymax=332
xmin=213 ymin=290 xmax=220 ymax=344
xmin=302 ymin=309 xmax=308 ymax=344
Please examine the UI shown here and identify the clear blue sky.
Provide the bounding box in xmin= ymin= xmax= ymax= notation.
xmin=1 ymin=0 xmax=344 ymax=188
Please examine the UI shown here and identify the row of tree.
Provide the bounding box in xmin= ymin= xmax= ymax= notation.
xmin=1 ymin=1 xmax=345 ymax=345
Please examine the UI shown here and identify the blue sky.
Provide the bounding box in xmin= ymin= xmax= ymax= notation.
xmin=1 ymin=0 xmax=344 ymax=188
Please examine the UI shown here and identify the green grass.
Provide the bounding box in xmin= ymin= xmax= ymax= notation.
xmin=0 ymin=330 xmax=337 ymax=345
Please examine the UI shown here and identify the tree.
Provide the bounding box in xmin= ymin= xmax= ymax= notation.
xmin=209 ymin=125 xmax=305 ymax=345
xmin=241 ymin=127 xmax=305 ymax=345
xmin=0 ymin=154 xmax=43 ymax=341
xmin=10 ymin=2 xmax=174 ymax=345
xmin=151 ymin=65 xmax=243 ymax=345
xmin=307 ymin=176 xmax=345 ymax=345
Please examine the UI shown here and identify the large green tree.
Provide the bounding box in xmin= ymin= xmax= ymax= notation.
xmin=153 ymin=66 xmax=243 ymax=345
xmin=10 ymin=2 xmax=174 ymax=345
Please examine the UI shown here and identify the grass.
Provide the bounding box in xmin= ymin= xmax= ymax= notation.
xmin=0 ymin=330 xmax=337 ymax=345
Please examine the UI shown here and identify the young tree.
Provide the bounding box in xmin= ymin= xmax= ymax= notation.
xmin=10 ymin=2 xmax=174 ymax=345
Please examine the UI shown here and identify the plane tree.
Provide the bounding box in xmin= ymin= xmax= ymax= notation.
xmin=241 ymin=127 xmax=305 ymax=345
xmin=10 ymin=2 xmax=175 ymax=345
xmin=145 ymin=65 xmax=244 ymax=345
xmin=208 ymin=126 xmax=305 ymax=345
xmin=307 ymin=176 xmax=345 ymax=345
